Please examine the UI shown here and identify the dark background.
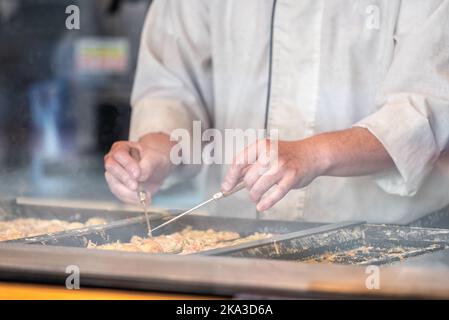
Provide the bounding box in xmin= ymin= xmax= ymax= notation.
xmin=0 ymin=0 xmax=154 ymax=198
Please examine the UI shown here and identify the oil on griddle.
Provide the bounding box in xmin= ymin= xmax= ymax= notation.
xmin=218 ymin=223 xmax=449 ymax=266
xmin=300 ymin=243 xmax=445 ymax=265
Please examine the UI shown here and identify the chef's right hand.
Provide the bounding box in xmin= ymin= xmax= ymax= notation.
xmin=104 ymin=133 xmax=174 ymax=205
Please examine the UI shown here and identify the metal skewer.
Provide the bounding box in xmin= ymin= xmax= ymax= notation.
xmin=129 ymin=148 xmax=153 ymax=237
xmin=150 ymin=181 xmax=246 ymax=234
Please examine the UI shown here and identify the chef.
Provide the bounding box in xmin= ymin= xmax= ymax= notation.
xmin=104 ymin=0 xmax=449 ymax=224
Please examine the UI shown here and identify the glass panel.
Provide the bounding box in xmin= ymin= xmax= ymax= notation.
xmin=0 ymin=0 xmax=448 ymax=300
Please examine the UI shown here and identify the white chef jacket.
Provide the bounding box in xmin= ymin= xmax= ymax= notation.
xmin=129 ymin=0 xmax=449 ymax=224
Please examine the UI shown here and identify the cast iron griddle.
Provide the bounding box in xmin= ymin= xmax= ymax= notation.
xmin=3 ymin=200 xmax=449 ymax=266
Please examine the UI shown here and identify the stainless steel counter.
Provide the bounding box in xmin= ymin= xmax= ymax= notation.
xmin=1 ymin=242 xmax=449 ymax=299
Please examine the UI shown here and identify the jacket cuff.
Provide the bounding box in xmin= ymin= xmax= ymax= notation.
xmin=129 ymin=97 xmax=194 ymax=142
xmin=354 ymin=95 xmax=438 ymax=196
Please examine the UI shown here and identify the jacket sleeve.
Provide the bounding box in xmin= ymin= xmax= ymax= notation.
xmin=354 ymin=0 xmax=449 ymax=196
xmin=129 ymin=0 xmax=213 ymax=186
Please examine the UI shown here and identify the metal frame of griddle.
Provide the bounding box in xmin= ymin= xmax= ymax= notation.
xmin=2 ymin=242 xmax=449 ymax=299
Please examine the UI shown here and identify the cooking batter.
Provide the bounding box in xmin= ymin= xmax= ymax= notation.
xmin=105 ymin=0 xmax=449 ymax=224
xmin=87 ymin=227 xmax=272 ymax=255
xmin=0 ymin=217 xmax=107 ymax=241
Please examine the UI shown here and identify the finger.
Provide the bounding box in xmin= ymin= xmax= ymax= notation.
xmin=222 ymin=156 xmax=250 ymax=192
xmin=111 ymin=142 xmax=142 ymax=179
xmin=105 ymin=157 xmax=137 ymax=190
xmin=111 ymin=140 xmax=142 ymax=153
xmin=105 ymin=172 xmax=140 ymax=204
xmin=256 ymin=174 xmax=296 ymax=212
xmin=139 ymin=155 xmax=159 ymax=182
xmin=243 ymin=162 xmax=270 ymax=190
xmin=249 ymin=168 xmax=283 ymax=203
xmin=105 ymin=171 xmax=140 ymax=204
xmin=222 ymin=143 xmax=262 ymax=191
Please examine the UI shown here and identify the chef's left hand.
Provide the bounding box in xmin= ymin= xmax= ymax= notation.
xmin=221 ymin=139 xmax=329 ymax=212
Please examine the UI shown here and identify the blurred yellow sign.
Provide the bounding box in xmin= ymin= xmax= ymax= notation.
xmin=75 ymin=38 xmax=129 ymax=75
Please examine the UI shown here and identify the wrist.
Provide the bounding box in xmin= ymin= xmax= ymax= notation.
xmin=302 ymin=134 xmax=334 ymax=177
